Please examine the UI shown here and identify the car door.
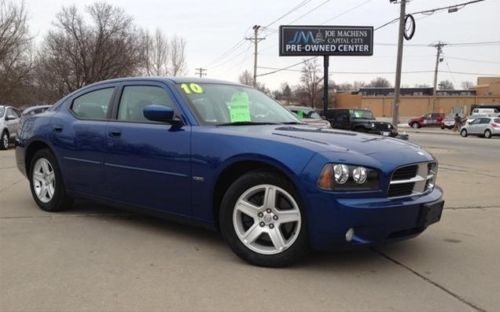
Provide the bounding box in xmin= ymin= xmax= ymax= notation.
xmin=52 ymin=87 xmax=115 ymax=196
xmin=467 ymin=119 xmax=482 ymax=134
xmin=5 ymin=107 xmax=20 ymax=138
xmin=104 ymin=82 xmax=191 ymax=216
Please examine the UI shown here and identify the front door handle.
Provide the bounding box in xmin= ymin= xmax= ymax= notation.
xmin=53 ymin=126 xmax=63 ymax=132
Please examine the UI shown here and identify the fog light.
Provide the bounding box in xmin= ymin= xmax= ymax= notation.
xmin=345 ymin=228 xmax=355 ymax=242
xmin=333 ymin=164 xmax=349 ymax=184
xmin=352 ymin=167 xmax=367 ymax=184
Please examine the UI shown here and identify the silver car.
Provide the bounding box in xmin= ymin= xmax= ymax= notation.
xmin=0 ymin=105 xmax=21 ymax=150
xmin=460 ymin=117 xmax=500 ymax=139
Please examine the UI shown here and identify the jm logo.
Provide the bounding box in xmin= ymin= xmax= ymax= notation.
xmin=288 ymin=31 xmax=316 ymax=44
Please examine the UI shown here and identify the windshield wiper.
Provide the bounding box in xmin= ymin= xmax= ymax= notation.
xmin=280 ymin=121 xmax=303 ymax=125
xmin=217 ymin=121 xmax=279 ymax=126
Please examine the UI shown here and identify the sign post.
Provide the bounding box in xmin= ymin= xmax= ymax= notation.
xmin=279 ymin=25 xmax=373 ymax=115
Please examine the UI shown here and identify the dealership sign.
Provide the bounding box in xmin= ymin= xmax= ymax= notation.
xmin=279 ymin=25 xmax=373 ymax=56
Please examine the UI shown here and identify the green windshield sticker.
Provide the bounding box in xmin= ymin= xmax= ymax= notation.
xmin=296 ymin=111 xmax=304 ymax=120
xmin=229 ymin=92 xmax=251 ymax=122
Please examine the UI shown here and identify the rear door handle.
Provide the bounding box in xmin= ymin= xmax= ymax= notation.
xmin=109 ymin=129 xmax=122 ymax=137
xmin=53 ymin=126 xmax=63 ymax=132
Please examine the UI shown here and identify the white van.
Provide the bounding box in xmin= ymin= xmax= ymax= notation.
xmin=472 ymin=108 xmax=499 ymax=115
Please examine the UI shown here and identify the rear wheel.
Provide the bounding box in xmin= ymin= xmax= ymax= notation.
xmin=484 ymin=129 xmax=492 ymax=139
xmin=219 ymin=171 xmax=308 ymax=267
xmin=0 ymin=131 xmax=8 ymax=150
xmin=460 ymin=129 xmax=468 ymax=137
xmin=29 ymin=149 xmax=73 ymax=212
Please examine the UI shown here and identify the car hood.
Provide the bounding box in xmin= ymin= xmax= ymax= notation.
xmin=213 ymin=125 xmax=433 ymax=166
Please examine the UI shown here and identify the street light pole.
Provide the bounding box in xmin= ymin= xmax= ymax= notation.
xmin=392 ymin=0 xmax=406 ymax=131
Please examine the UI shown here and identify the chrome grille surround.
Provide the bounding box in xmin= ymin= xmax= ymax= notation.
xmin=388 ymin=162 xmax=436 ymax=197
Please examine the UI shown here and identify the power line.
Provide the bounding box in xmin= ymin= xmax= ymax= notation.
xmin=286 ymin=0 xmax=332 ymax=25
xmin=257 ymin=57 xmax=317 ymax=77
xmin=445 ymin=56 xmax=500 ymax=65
xmin=258 ymin=66 xmax=500 ymax=76
xmin=320 ymin=0 xmax=373 ymax=24
xmin=263 ymin=0 xmax=314 ymax=28
xmin=375 ymin=0 xmax=487 ymax=31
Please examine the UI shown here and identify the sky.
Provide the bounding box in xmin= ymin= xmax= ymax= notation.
xmin=24 ymin=0 xmax=500 ymax=91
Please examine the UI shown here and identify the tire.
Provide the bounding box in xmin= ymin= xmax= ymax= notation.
xmin=460 ymin=129 xmax=468 ymax=137
xmin=0 ymin=131 xmax=8 ymax=150
xmin=29 ymin=149 xmax=73 ymax=212
xmin=484 ymin=129 xmax=492 ymax=139
xmin=219 ymin=170 xmax=308 ymax=267
xmin=411 ymin=123 xmax=420 ymax=129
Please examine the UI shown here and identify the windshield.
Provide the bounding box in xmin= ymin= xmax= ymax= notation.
xmin=351 ymin=109 xmax=375 ymax=120
xmin=177 ymin=83 xmax=299 ymax=125
xmin=0 ymin=106 xmax=4 ymax=117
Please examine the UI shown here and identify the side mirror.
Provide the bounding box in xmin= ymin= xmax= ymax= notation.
xmin=5 ymin=115 xmax=17 ymax=121
xmin=143 ymin=104 xmax=179 ymax=124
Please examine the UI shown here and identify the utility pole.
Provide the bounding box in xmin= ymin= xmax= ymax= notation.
xmin=392 ymin=0 xmax=406 ymax=131
xmin=432 ymin=42 xmax=445 ymax=112
xmin=195 ymin=67 xmax=207 ymax=78
xmin=246 ymin=25 xmax=265 ymax=88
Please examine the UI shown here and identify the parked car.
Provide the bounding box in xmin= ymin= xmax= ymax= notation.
xmin=408 ymin=113 xmax=445 ymax=129
xmin=19 ymin=105 xmax=52 ymax=131
xmin=0 ymin=105 xmax=21 ymax=150
xmin=323 ymin=108 xmax=398 ymax=137
xmin=460 ymin=117 xmax=500 ymax=138
xmin=286 ymin=105 xmax=331 ymax=128
xmin=16 ymin=78 xmax=444 ymax=267
xmin=441 ymin=113 xmax=465 ymax=130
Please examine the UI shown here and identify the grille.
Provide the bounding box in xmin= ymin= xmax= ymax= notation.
xmin=388 ymin=182 xmax=415 ymax=197
xmin=392 ymin=165 xmax=418 ymax=180
xmin=388 ymin=163 xmax=436 ymax=197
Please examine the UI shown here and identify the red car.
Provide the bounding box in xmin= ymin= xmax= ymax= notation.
xmin=408 ymin=113 xmax=445 ymax=129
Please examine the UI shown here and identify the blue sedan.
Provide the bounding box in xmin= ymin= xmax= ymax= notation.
xmin=15 ymin=77 xmax=444 ymax=267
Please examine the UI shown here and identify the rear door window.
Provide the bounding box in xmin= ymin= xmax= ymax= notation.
xmin=71 ymin=88 xmax=114 ymax=120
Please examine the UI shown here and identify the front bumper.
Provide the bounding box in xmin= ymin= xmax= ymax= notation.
xmin=305 ymin=187 xmax=444 ymax=250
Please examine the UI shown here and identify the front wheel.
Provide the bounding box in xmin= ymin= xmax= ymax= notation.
xmin=484 ymin=129 xmax=492 ymax=139
xmin=460 ymin=129 xmax=468 ymax=137
xmin=29 ymin=149 xmax=73 ymax=212
xmin=0 ymin=131 xmax=9 ymax=150
xmin=219 ymin=171 xmax=308 ymax=267
xmin=411 ymin=123 xmax=420 ymax=129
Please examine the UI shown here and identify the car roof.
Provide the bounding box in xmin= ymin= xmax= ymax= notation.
xmin=22 ymin=105 xmax=51 ymax=113
xmin=85 ymin=77 xmax=248 ymax=88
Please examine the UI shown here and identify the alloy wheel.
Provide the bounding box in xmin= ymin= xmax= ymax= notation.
xmin=232 ymin=184 xmax=301 ymax=255
xmin=32 ymin=158 xmax=56 ymax=203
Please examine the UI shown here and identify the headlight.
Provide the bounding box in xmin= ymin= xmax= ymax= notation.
xmin=426 ymin=162 xmax=438 ymax=191
xmin=318 ymin=164 xmax=379 ymax=191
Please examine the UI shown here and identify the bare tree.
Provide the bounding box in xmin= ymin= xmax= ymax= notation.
xmin=300 ymin=58 xmax=323 ymax=108
xmin=169 ymin=35 xmax=186 ymax=76
xmin=238 ymin=70 xmax=253 ymax=86
xmin=143 ymin=28 xmax=170 ymax=76
xmin=35 ymin=2 xmax=145 ymax=101
xmin=0 ymin=0 xmax=33 ymax=106
xmin=461 ymin=81 xmax=475 ymax=90
xmin=438 ymin=80 xmax=454 ymax=90
xmin=367 ymin=77 xmax=391 ymax=88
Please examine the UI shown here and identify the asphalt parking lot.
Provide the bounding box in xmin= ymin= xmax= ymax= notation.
xmin=1 ymin=132 xmax=499 ymax=312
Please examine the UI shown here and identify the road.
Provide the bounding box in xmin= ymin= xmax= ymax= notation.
xmin=1 ymin=133 xmax=499 ymax=312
